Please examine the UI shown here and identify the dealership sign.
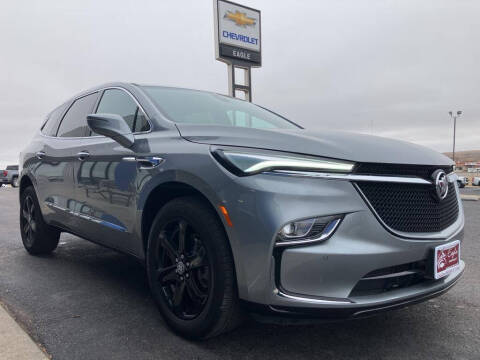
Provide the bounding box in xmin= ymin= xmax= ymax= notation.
xmin=214 ymin=0 xmax=261 ymax=66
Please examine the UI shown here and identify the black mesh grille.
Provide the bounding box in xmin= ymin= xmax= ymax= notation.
xmin=354 ymin=163 xmax=453 ymax=180
xmin=356 ymin=181 xmax=459 ymax=233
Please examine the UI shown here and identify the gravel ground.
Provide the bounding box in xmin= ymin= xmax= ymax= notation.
xmin=0 ymin=187 xmax=479 ymax=360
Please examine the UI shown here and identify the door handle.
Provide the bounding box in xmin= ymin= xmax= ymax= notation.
xmin=77 ymin=151 xmax=90 ymax=161
xmin=36 ymin=151 xmax=46 ymax=160
xmin=122 ymin=156 xmax=164 ymax=169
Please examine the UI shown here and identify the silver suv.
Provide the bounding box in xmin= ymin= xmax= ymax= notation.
xmin=18 ymin=83 xmax=464 ymax=339
xmin=0 ymin=165 xmax=19 ymax=187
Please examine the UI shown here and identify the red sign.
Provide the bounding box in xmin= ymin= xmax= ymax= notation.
xmin=434 ymin=241 xmax=460 ymax=279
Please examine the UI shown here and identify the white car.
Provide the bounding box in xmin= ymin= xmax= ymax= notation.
xmin=457 ymin=176 xmax=467 ymax=188
xmin=473 ymin=177 xmax=480 ymax=186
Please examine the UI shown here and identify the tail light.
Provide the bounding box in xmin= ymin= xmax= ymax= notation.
xmin=2 ymin=170 xmax=7 ymax=177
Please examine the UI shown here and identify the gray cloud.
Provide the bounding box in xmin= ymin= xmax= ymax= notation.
xmin=1 ymin=0 xmax=479 ymax=167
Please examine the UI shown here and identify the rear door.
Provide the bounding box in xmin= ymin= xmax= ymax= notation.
xmin=35 ymin=92 xmax=100 ymax=230
xmin=72 ymin=88 xmax=151 ymax=253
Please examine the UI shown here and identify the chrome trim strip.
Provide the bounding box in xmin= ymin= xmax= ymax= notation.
xmin=121 ymin=156 xmax=165 ymax=169
xmin=352 ymin=265 xmax=464 ymax=317
xmin=275 ymin=263 xmax=464 ymax=308
xmin=45 ymin=201 xmax=126 ymax=232
xmin=361 ymin=270 xmax=421 ymax=280
xmin=275 ymin=218 xmax=342 ymax=247
xmin=269 ymin=170 xmax=433 ymax=185
xmin=274 ymin=289 xmax=353 ymax=305
xmin=45 ymin=202 xmax=69 ymax=212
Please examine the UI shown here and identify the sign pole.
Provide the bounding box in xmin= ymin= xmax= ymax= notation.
xmin=227 ymin=64 xmax=251 ymax=101
xmin=214 ymin=0 xmax=261 ymax=102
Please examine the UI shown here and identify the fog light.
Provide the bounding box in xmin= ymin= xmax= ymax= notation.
xmin=276 ymin=215 xmax=344 ymax=247
xmin=280 ymin=218 xmax=315 ymax=238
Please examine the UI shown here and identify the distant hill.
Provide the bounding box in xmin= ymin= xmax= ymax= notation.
xmin=443 ymin=150 xmax=480 ymax=162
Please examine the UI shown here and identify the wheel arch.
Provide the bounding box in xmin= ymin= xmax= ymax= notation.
xmin=19 ymin=174 xmax=34 ymax=195
xmin=139 ymin=180 xmax=230 ymax=257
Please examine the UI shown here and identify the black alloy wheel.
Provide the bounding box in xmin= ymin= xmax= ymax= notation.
xmin=20 ymin=186 xmax=60 ymax=255
xmin=154 ymin=219 xmax=211 ymax=320
xmin=147 ymin=196 xmax=243 ymax=339
xmin=21 ymin=195 xmax=37 ymax=248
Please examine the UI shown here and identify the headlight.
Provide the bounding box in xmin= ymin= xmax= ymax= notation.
xmin=212 ymin=149 xmax=355 ymax=176
xmin=276 ymin=215 xmax=344 ymax=247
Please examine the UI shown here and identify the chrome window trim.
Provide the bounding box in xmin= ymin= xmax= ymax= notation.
xmin=39 ymin=86 xmax=153 ymax=140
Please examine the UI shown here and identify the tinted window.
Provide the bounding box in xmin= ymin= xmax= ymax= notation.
xmin=41 ymin=104 xmax=67 ymax=136
xmin=57 ymin=93 xmax=98 ymax=137
xmin=95 ymin=89 xmax=150 ymax=133
xmin=6 ymin=165 xmax=18 ymax=170
xmin=142 ymin=86 xmax=300 ymax=129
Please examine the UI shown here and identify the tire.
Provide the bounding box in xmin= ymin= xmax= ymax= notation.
xmin=11 ymin=176 xmax=19 ymax=188
xmin=146 ymin=196 xmax=243 ymax=339
xmin=20 ymin=186 xmax=60 ymax=255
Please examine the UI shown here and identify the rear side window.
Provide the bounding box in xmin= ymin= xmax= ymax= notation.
xmin=6 ymin=165 xmax=18 ymax=170
xmin=57 ymin=93 xmax=99 ymax=137
xmin=41 ymin=104 xmax=67 ymax=136
xmin=95 ymin=89 xmax=150 ymax=133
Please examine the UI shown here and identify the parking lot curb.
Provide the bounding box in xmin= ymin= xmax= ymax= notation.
xmin=0 ymin=302 xmax=49 ymax=360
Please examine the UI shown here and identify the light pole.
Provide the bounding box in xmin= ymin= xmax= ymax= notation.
xmin=448 ymin=110 xmax=462 ymax=163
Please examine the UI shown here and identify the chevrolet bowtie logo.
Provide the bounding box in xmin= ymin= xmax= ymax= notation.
xmin=224 ymin=10 xmax=256 ymax=27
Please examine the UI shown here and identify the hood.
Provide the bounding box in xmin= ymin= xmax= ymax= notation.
xmin=176 ymin=124 xmax=453 ymax=166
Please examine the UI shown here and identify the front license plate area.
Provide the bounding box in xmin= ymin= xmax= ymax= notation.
xmin=434 ymin=240 xmax=460 ymax=279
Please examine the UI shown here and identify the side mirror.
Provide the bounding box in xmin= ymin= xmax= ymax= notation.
xmin=86 ymin=113 xmax=135 ymax=148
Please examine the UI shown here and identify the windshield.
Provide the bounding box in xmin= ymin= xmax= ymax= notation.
xmin=142 ymin=86 xmax=300 ymax=130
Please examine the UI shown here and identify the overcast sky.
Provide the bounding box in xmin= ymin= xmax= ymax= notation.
xmin=1 ymin=0 xmax=479 ymax=168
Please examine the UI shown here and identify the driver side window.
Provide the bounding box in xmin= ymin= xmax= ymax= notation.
xmin=93 ymin=89 xmax=150 ymax=135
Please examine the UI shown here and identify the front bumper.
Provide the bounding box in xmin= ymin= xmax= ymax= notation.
xmin=214 ymin=170 xmax=465 ymax=316
xmin=246 ymin=261 xmax=464 ymax=323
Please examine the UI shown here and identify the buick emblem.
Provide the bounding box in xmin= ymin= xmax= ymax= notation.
xmin=176 ymin=262 xmax=186 ymax=275
xmin=432 ymin=170 xmax=449 ymax=201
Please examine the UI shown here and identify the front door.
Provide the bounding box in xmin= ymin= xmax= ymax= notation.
xmin=72 ymin=88 xmax=151 ymax=254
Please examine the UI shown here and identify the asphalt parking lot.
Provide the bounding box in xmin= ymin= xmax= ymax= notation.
xmin=461 ymin=186 xmax=480 ymax=195
xmin=0 ymin=187 xmax=479 ymax=360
